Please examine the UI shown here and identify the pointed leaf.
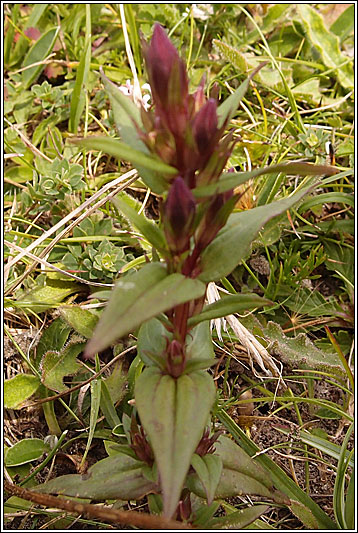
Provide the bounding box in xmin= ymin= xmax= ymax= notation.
xmin=137 ymin=317 xmax=169 ymax=367
xmin=100 ymin=380 xmax=120 ymax=429
xmin=215 ymin=436 xmax=273 ymax=490
xmin=191 ymin=453 xmax=223 ymax=504
xmin=100 ymin=69 xmax=142 ymax=139
xmin=210 ymin=505 xmax=270 ymax=529
xmin=59 ymin=306 xmax=98 ymax=339
xmin=135 ymin=367 xmax=216 ymax=518
xmin=101 ymin=71 xmax=168 ymax=193
xmin=4 ymin=374 xmax=41 ymax=409
xmin=41 ymin=341 xmax=85 ymax=392
xmin=217 ymin=78 xmax=250 ymax=128
xmin=344 ymin=467 xmax=355 ymax=530
xmin=85 ymin=263 xmax=206 ymax=357
xmin=35 ymin=453 xmax=156 ymax=500
xmin=186 ymin=321 xmax=214 ymax=360
xmin=5 ymin=439 xmax=47 ymax=467
xmin=199 ymin=186 xmax=312 ymax=282
xmin=187 ymin=468 xmax=275 ymax=501
xmin=188 ymin=293 xmax=271 ymax=327
xmin=193 ymin=162 xmax=338 ymax=198
xmin=69 ymin=5 xmax=91 ymax=132
xmin=15 ymin=280 xmax=81 ymax=313
xmin=112 ymin=194 xmax=167 ymax=252
xmin=71 ymin=136 xmax=176 ymax=177
xmin=22 ymin=27 xmax=59 ymax=88
xmin=298 ymin=4 xmax=354 ymax=89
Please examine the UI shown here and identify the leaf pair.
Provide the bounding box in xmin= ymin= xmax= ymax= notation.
xmin=85 ymin=262 xmax=206 ymax=358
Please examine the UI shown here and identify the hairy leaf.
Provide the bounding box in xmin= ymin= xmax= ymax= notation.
xmin=41 ymin=341 xmax=85 ymax=393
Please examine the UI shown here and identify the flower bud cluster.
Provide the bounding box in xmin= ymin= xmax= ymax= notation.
xmin=140 ymin=24 xmax=237 ymax=269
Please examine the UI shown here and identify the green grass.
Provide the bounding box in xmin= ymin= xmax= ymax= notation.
xmin=4 ymin=3 xmax=354 ymax=530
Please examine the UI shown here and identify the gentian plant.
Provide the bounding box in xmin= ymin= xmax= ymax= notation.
xmin=52 ymin=24 xmax=338 ymax=523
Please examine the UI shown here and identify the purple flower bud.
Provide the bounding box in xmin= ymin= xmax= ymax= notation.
xmin=144 ymin=24 xmax=188 ymax=110
xmin=192 ymin=98 xmax=218 ymax=154
xmin=195 ymin=189 xmax=236 ymax=251
xmin=163 ymin=177 xmax=196 ymax=254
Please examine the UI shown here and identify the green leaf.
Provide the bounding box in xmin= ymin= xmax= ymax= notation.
xmin=187 ymin=468 xmax=275 ymax=501
xmin=15 ymin=280 xmax=82 ymax=313
xmin=299 ymin=192 xmax=354 ymax=211
xmin=199 ymin=186 xmax=312 ymax=282
xmin=193 ymin=162 xmax=338 ymax=198
xmin=35 ymin=453 xmax=156 ymax=500
xmin=209 ymin=505 xmax=270 ymax=529
xmin=135 ymin=367 xmax=216 ymax=518
xmin=5 ymin=439 xmax=47 ymax=467
xmin=263 ymin=321 xmax=345 ymax=378
xmin=218 ymin=410 xmax=337 ymax=529
xmin=103 ymin=362 xmax=127 ymax=405
xmin=215 ymin=436 xmax=274 ymax=490
xmin=112 ymin=194 xmax=167 ymax=252
xmin=41 ymin=341 xmax=85 ymax=393
xmin=193 ymin=501 xmax=221 ymax=527
xmin=11 ymin=4 xmax=48 ymax=66
xmin=81 ymin=361 xmax=102 ymax=467
xmin=69 ymin=5 xmax=91 ymax=132
xmin=186 ymin=321 xmax=214 ymax=361
xmin=35 ymin=318 xmax=71 ymax=369
xmin=344 ymin=467 xmax=355 ymax=530
xmin=85 ymin=263 xmax=206 ymax=358
xmin=191 ymin=453 xmax=223 ymax=504
xmin=71 ymin=136 xmax=176 ymax=177
xmin=188 ymin=293 xmax=271 ymax=327
xmin=22 ymin=27 xmax=60 ymax=89
xmin=4 ymin=374 xmax=41 ymax=409
xmin=217 ymin=77 xmax=250 ymax=128
xmin=137 ymin=317 xmax=169 ymax=367
xmin=298 ymin=4 xmax=354 ymax=89
xmin=333 ymin=423 xmax=354 ymax=529
xmin=100 ymin=380 xmax=120 ymax=429
xmin=100 ymin=69 xmax=142 ymax=140
xmin=290 ymin=501 xmax=319 ymax=529
xmin=100 ymin=70 xmax=168 ymax=193
xmin=330 ymin=5 xmax=354 ymax=42
xmin=59 ymin=306 xmax=99 ymax=339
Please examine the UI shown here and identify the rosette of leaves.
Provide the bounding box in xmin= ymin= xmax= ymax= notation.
xmin=22 ymin=158 xmax=85 ymax=211
xmin=62 ymin=217 xmax=135 ymax=282
xmin=31 ymin=81 xmax=66 ymax=112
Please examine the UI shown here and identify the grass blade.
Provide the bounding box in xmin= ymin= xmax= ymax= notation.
xmin=69 ymin=4 xmax=91 ymax=133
